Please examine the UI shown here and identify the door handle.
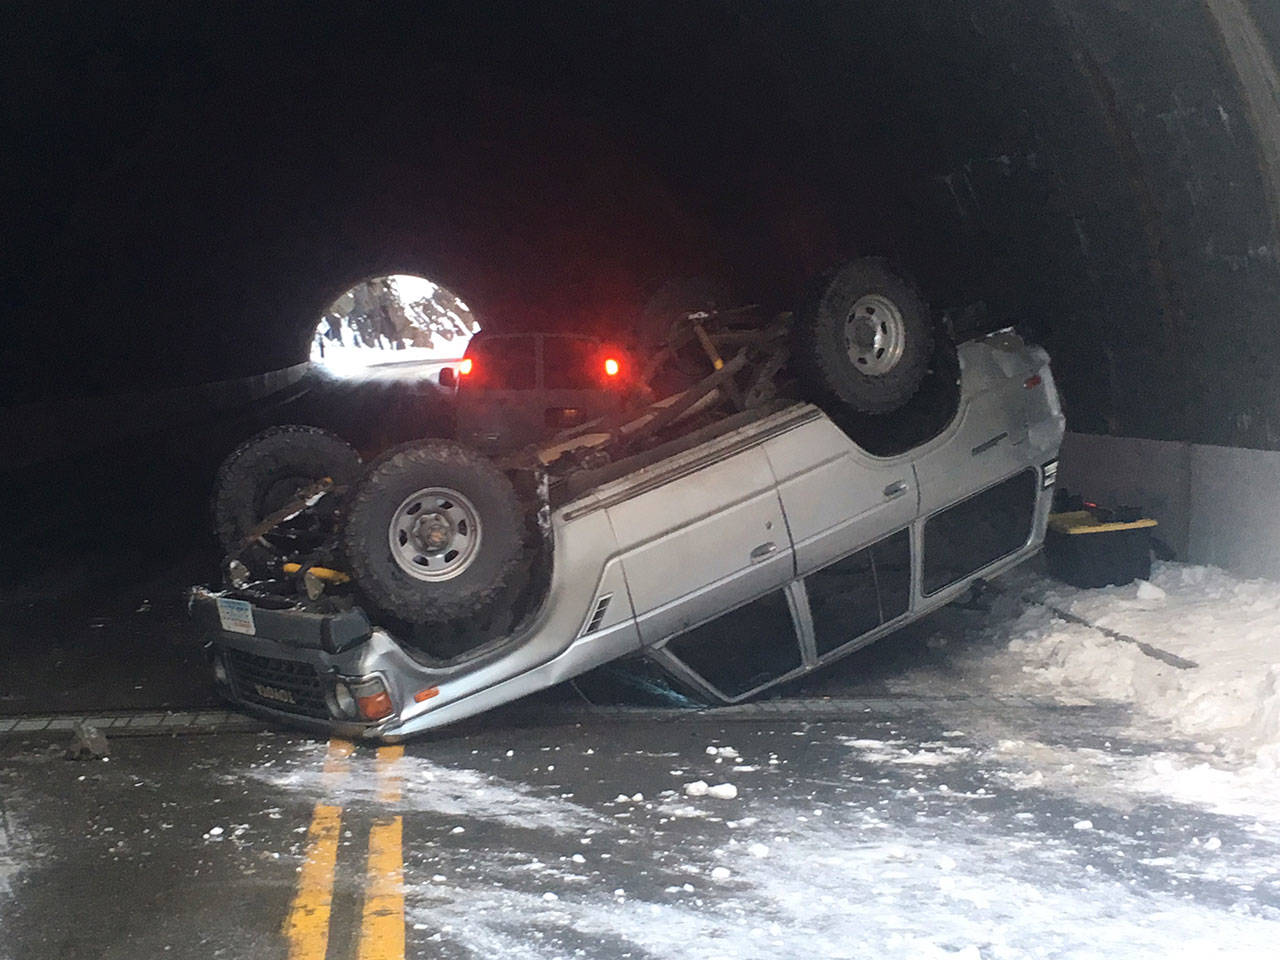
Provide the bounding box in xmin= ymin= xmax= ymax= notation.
xmin=749 ymin=541 xmax=778 ymax=563
xmin=883 ymin=479 xmax=908 ymax=499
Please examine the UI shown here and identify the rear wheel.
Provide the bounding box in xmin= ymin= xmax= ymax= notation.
xmin=792 ymin=258 xmax=934 ymax=414
xmin=342 ymin=440 xmax=525 ymax=622
xmin=212 ymin=425 xmax=362 ymax=554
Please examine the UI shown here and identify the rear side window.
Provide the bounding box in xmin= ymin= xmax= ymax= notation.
xmin=922 ymin=469 xmax=1037 ymax=594
xmin=805 ymin=528 xmax=911 ymax=657
xmin=466 ymin=336 xmax=536 ymax=390
xmin=542 ymin=336 xmax=601 ymax=390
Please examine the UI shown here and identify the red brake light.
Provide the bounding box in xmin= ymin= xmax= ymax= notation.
xmin=603 ymin=357 xmax=620 ymax=377
xmin=1024 ymin=374 xmax=1042 ymax=389
xmin=458 ymin=357 xmax=473 ymax=376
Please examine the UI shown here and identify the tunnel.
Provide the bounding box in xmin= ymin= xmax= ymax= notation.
xmin=8 ymin=8 xmax=1280 ymax=951
xmin=3 ymin=0 xmax=1280 ymax=573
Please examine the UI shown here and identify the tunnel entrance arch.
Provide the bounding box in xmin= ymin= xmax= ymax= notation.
xmin=311 ymin=274 xmax=480 ymax=379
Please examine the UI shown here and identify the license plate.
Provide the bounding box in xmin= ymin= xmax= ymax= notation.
xmin=216 ymin=597 xmax=257 ymax=636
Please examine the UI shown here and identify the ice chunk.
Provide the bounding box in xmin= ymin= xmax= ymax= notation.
xmin=684 ymin=780 xmax=709 ymax=797
xmin=1136 ymin=580 xmax=1166 ymax=601
xmin=707 ymin=783 xmax=738 ymax=800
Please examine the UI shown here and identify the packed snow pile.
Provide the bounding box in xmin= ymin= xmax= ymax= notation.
xmin=978 ymin=561 xmax=1280 ymax=768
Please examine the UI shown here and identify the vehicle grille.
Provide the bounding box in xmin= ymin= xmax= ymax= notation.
xmin=224 ymin=648 xmax=330 ymax=719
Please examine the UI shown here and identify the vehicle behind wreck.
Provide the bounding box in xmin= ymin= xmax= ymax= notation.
xmin=189 ymin=262 xmax=1064 ymax=740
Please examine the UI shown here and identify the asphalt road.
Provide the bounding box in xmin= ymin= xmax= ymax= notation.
xmin=3 ymin=690 xmax=1278 ymax=960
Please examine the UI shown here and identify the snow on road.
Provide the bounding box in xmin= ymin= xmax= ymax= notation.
xmin=382 ymin=727 xmax=1280 ymax=960
xmin=226 ymin=558 xmax=1280 ymax=958
xmin=248 ymin=746 xmax=604 ymax=834
xmin=0 ymin=810 xmax=17 ymax=899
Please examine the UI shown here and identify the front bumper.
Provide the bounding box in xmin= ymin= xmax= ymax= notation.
xmin=189 ymin=587 xmax=400 ymax=740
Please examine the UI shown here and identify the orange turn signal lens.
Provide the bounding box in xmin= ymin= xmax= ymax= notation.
xmin=414 ymin=687 xmax=440 ymax=703
xmin=458 ymin=357 xmax=473 ymax=376
xmin=603 ymin=357 xmax=620 ymax=377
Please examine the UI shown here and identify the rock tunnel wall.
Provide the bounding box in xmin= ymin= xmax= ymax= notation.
xmin=3 ymin=1 xmax=1279 ymax=453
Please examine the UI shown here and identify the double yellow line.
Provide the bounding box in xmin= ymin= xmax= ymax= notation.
xmin=285 ymin=739 xmax=406 ymax=960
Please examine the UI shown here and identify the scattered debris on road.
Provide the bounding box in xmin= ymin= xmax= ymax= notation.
xmin=64 ymin=721 xmax=109 ymax=761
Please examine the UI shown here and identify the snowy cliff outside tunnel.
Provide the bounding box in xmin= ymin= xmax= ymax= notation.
xmin=312 ymin=275 xmax=480 ymax=379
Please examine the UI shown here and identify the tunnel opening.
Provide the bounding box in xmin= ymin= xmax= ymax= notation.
xmin=310 ymin=274 xmax=480 ymax=380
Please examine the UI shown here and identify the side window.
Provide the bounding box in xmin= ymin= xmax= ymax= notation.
xmin=542 ymin=336 xmax=600 ymax=389
xmin=922 ymin=469 xmax=1037 ymax=595
xmin=467 ymin=336 xmax=536 ymax=390
xmin=806 ymin=547 xmax=879 ymax=656
xmin=805 ymin=528 xmax=912 ymax=657
xmin=665 ymin=589 xmax=802 ymax=698
xmin=871 ymin=528 xmax=911 ymax=621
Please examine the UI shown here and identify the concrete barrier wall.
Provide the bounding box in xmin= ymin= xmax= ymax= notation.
xmin=1059 ymin=432 xmax=1280 ymax=579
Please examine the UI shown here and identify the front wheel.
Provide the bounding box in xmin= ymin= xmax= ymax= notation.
xmin=342 ymin=441 xmax=526 ymax=623
xmin=792 ymin=258 xmax=934 ymax=415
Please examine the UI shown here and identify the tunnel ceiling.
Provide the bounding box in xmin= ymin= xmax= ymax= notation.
xmin=4 ymin=1 xmax=1280 ymax=448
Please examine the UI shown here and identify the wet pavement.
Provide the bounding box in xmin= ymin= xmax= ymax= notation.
xmin=3 ymin=688 xmax=1278 ymax=960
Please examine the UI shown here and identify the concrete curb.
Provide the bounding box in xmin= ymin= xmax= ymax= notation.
xmin=0 ymin=695 xmax=1095 ymax=741
xmin=0 ymin=710 xmax=268 ymax=739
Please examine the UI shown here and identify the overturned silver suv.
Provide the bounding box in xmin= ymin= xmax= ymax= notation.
xmin=189 ymin=259 xmax=1064 ymax=740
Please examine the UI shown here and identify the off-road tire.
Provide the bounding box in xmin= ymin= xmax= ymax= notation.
xmin=213 ymin=425 xmax=362 ymax=554
xmin=792 ymin=258 xmax=934 ymax=414
xmin=342 ymin=440 xmax=525 ymax=623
